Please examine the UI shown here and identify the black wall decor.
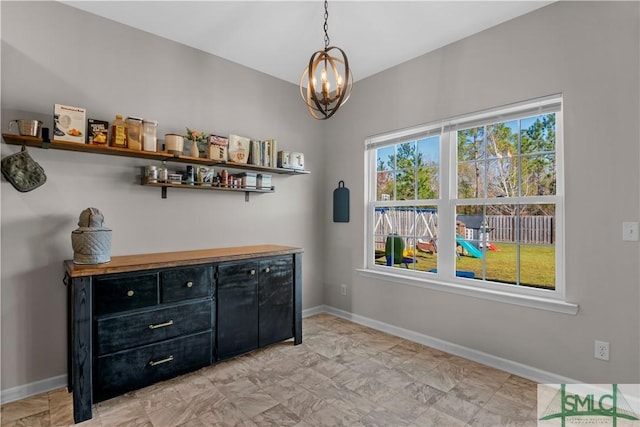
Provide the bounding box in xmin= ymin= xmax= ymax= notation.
xmin=333 ymin=180 xmax=349 ymax=222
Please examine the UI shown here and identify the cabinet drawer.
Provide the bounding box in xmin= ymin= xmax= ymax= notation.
xmin=218 ymin=261 xmax=259 ymax=288
xmin=95 ymin=331 xmax=212 ymax=402
xmin=96 ymin=300 xmax=212 ymax=355
xmin=161 ymin=266 xmax=212 ymax=303
xmin=94 ymin=273 xmax=158 ymax=316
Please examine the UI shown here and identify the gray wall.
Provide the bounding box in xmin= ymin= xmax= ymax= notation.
xmin=323 ymin=1 xmax=640 ymax=383
xmin=1 ymin=1 xmax=324 ymax=391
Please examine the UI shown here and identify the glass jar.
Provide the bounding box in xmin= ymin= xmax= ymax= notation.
xmin=158 ymin=161 xmax=168 ymax=183
xmin=142 ymin=119 xmax=158 ymax=152
xmin=126 ymin=117 xmax=143 ymax=150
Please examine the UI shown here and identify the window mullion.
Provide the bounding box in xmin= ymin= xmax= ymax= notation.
xmin=437 ymin=130 xmax=455 ymax=279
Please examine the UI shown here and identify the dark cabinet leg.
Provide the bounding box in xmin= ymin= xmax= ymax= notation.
xmin=71 ymin=276 xmax=93 ymax=423
xmin=65 ymin=274 xmax=72 ymax=392
xmin=293 ymin=253 xmax=302 ymax=345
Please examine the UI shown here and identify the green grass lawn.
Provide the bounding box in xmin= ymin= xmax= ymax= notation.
xmin=376 ymin=244 xmax=555 ymax=289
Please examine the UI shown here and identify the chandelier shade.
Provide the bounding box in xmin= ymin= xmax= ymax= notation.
xmin=299 ymin=1 xmax=353 ymax=120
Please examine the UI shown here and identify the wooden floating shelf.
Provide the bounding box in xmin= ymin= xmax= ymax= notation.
xmin=141 ymin=177 xmax=275 ymax=201
xmin=2 ymin=134 xmax=311 ymax=175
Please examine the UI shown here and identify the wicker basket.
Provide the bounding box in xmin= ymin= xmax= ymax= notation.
xmin=71 ymin=207 xmax=111 ymax=264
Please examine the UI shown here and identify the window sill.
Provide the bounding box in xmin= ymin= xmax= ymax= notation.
xmin=356 ymin=268 xmax=579 ymax=315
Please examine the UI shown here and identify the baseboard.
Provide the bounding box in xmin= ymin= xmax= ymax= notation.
xmin=302 ymin=305 xmax=327 ymax=318
xmin=322 ymin=305 xmax=580 ymax=385
xmin=1 ymin=374 xmax=67 ymax=404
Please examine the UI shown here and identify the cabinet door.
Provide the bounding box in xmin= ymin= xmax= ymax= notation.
xmin=258 ymin=257 xmax=294 ymax=347
xmin=217 ymin=261 xmax=259 ymax=360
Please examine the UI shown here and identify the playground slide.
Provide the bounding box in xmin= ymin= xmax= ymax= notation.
xmin=456 ymin=235 xmax=484 ymax=258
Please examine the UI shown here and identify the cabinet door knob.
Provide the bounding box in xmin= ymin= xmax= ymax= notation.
xmin=186 ymin=281 xmax=193 ymax=288
xmin=250 ymin=269 xmax=256 ymax=275
xmin=126 ymin=290 xmax=135 ymax=297
xmin=264 ymin=267 xmax=270 ymax=273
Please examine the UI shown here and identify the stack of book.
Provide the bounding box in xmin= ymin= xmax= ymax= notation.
xmin=249 ymin=139 xmax=277 ymax=167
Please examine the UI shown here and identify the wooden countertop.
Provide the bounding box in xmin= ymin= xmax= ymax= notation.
xmin=64 ymin=245 xmax=303 ymax=277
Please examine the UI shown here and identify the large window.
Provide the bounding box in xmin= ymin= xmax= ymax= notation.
xmin=365 ymin=95 xmax=565 ymax=302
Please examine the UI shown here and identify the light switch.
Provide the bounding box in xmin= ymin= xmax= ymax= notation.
xmin=622 ymin=222 xmax=639 ymax=241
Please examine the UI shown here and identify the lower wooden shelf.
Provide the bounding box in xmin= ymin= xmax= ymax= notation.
xmin=141 ymin=177 xmax=275 ymax=201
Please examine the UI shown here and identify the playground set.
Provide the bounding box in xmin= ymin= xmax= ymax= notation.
xmin=374 ymin=208 xmax=499 ymax=267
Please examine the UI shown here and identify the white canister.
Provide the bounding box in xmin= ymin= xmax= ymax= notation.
xmin=165 ymin=134 xmax=184 ymax=155
xmin=142 ymin=120 xmax=158 ymax=152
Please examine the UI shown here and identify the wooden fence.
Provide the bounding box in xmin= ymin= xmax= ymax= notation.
xmin=486 ymin=215 xmax=554 ymax=244
xmin=374 ymin=209 xmax=554 ymax=247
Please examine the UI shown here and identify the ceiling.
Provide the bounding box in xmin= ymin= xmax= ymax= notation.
xmin=61 ymin=1 xmax=552 ymax=85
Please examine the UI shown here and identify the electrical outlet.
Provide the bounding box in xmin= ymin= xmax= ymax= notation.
xmin=340 ymin=284 xmax=347 ymax=296
xmin=594 ymin=340 xmax=610 ymax=361
xmin=622 ymin=222 xmax=639 ymax=241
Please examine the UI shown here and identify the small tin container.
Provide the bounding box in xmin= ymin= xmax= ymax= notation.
xmin=237 ymin=172 xmax=257 ymax=188
xmin=257 ymin=173 xmax=272 ymax=189
xmin=145 ymin=165 xmax=158 ymax=183
xmin=168 ymin=173 xmax=183 ymax=184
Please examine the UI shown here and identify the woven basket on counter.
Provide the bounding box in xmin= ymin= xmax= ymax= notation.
xmin=71 ymin=207 xmax=111 ymax=264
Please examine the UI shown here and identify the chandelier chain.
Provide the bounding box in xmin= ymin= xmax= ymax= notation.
xmin=323 ymin=0 xmax=330 ymax=49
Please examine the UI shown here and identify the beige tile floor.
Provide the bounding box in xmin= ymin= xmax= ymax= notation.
xmin=1 ymin=314 xmax=538 ymax=426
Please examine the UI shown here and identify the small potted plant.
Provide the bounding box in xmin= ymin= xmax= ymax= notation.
xmin=185 ymin=127 xmax=208 ymax=158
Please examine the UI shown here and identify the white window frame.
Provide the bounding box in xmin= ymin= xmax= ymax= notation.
xmin=360 ymin=94 xmax=578 ymax=315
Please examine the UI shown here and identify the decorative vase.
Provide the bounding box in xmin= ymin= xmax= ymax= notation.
xmin=190 ymin=139 xmax=199 ymax=158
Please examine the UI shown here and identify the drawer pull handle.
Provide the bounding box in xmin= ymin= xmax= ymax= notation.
xmin=264 ymin=267 xmax=270 ymax=273
xmin=148 ymin=320 xmax=174 ymax=330
xmin=186 ymin=281 xmax=193 ymax=288
xmin=250 ymin=269 xmax=256 ymax=275
xmin=149 ymin=355 xmax=174 ymax=367
xmin=126 ymin=290 xmax=135 ymax=297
